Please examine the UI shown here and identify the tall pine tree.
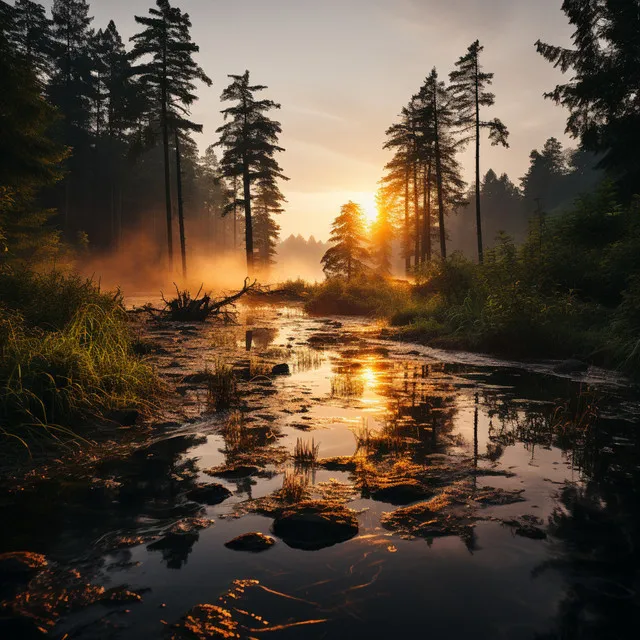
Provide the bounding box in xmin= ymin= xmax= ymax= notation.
xmin=216 ymin=71 xmax=287 ymax=276
xmin=131 ymin=0 xmax=211 ymax=275
xmin=450 ymin=40 xmax=509 ymax=264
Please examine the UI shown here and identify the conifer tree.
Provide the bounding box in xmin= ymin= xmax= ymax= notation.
xmin=321 ymin=201 xmax=370 ymax=281
xmin=450 ymin=40 xmax=509 ymax=264
xmin=0 ymin=24 xmax=67 ymax=263
xmin=216 ymin=71 xmax=287 ymax=276
xmin=253 ymin=179 xmax=285 ymax=273
xmin=12 ymin=0 xmax=53 ymax=81
xmin=536 ymin=0 xmax=640 ymax=196
xmin=131 ymin=0 xmax=211 ymax=275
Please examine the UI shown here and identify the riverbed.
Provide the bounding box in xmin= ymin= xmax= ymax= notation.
xmin=1 ymin=302 xmax=639 ymax=639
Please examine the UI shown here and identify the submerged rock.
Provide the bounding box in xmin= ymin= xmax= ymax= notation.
xmin=273 ymin=500 xmax=358 ymax=550
xmin=271 ymin=363 xmax=290 ymax=376
xmin=224 ymin=532 xmax=275 ymax=552
xmin=503 ymin=515 xmax=547 ymax=540
xmin=186 ymin=483 xmax=232 ymax=505
xmin=206 ymin=464 xmax=260 ymax=479
xmin=371 ymin=480 xmax=433 ymax=506
xmin=553 ymin=359 xmax=589 ymax=374
xmin=318 ymin=456 xmax=358 ymax=472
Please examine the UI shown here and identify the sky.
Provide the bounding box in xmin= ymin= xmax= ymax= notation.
xmin=44 ymin=0 xmax=574 ymax=241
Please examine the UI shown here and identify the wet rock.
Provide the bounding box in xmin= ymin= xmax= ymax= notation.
xmin=553 ymin=359 xmax=589 ymax=374
xmin=169 ymin=517 xmax=214 ymax=535
xmin=206 ymin=465 xmax=260 ymax=479
xmin=186 ymin=483 xmax=232 ymax=505
xmin=371 ymin=480 xmax=433 ymax=506
xmin=182 ymin=372 xmax=212 ymax=384
xmin=271 ymin=363 xmax=290 ymax=376
xmin=319 ymin=456 xmax=357 ymax=472
xmin=503 ymin=515 xmax=547 ymax=540
xmin=105 ymin=409 xmax=139 ymax=426
xmin=224 ymin=532 xmax=275 ymax=552
xmin=0 ymin=616 xmax=47 ymax=639
xmin=273 ymin=500 xmax=358 ymax=550
xmin=0 ymin=551 xmax=48 ymax=580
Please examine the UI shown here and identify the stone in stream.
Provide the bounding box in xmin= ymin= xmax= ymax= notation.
xmin=553 ymin=359 xmax=589 ymax=374
xmin=186 ymin=483 xmax=232 ymax=505
xmin=224 ymin=532 xmax=275 ymax=552
xmin=271 ymin=363 xmax=290 ymax=376
xmin=370 ymin=480 xmax=433 ymax=506
xmin=273 ymin=500 xmax=358 ymax=550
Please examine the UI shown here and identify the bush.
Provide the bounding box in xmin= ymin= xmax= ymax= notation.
xmin=305 ymin=276 xmax=407 ymax=316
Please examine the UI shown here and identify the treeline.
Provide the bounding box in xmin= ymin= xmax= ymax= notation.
xmin=380 ymin=19 xmax=631 ymax=272
xmin=0 ymin=0 xmax=287 ymax=277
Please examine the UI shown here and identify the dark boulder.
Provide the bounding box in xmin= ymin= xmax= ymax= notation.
xmin=371 ymin=480 xmax=433 ymax=506
xmin=273 ymin=500 xmax=358 ymax=550
xmin=224 ymin=532 xmax=275 ymax=552
xmin=271 ymin=363 xmax=290 ymax=376
xmin=186 ymin=483 xmax=232 ymax=505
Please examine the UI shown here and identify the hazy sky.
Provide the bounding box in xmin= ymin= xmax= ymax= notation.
xmin=44 ymin=0 xmax=574 ymax=240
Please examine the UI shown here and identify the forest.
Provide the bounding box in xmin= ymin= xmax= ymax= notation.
xmin=1 ymin=1 xmax=640 ymax=639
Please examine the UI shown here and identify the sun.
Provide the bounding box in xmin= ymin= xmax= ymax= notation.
xmin=360 ymin=192 xmax=378 ymax=225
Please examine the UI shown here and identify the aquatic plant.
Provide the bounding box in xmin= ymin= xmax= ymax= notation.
xmin=220 ymin=411 xmax=252 ymax=454
xmin=206 ymin=362 xmax=237 ymax=412
xmin=293 ymin=437 xmax=320 ymax=465
xmin=279 ymin=470 xmax=308 ymax=503
xmin=330 ymin=374 xmax=365 ymax=398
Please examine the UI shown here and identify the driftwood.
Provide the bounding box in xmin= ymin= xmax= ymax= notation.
xmin=246 ymin=282 xmax=308 ymax=302
xmin=144 ymin=278 xmax=256 ymax=322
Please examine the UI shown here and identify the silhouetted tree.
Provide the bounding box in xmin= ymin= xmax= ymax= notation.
xmin=11 ymin=0 xmax=52 ymax=81
xmin=253 ymin=179 xmax=285 ymax=273
xmin=321 ymin=201 xmax=370 ymax=281
xmin=450 ymin=40 xmax=509 ymax=264
xmin=131 ymin=0 xmax=211 ymax=276
xmin=216 ymin=70 xmax=287 ymax=276
xmin=536 ymin=0 xmax=640 ymax=197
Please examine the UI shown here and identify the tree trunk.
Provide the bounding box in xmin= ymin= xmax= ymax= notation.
xmin=175 ymin=130 xmax=187 ymax=280
xmin=404 ymin=163 xmax=410 ymax=275
xmin=161 ymin=27 xmax=173 ymax=271
xmin=413 ymin=157 xmax=420 ymax=268
xmin=475 ymin=56 xmax=484 ymax=264
xmin=433 ymin=95 xmax=447 ymax=260
xmin=242 ymin=156 xmax=254 ymax=275
xmin=422 ymin=161 xmax=432 ymax=263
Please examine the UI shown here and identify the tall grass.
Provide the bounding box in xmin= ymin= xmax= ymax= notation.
xmin=293 ymin=438 xmax=319 ymax=465
xmin=206 ymin=362 xmax=237 ymax=412
xmin=0 ymin=270 xmax=160 ymax=449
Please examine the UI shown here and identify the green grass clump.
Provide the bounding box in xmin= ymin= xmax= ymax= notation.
xmin=279 ymin=470 xmax=308 ymax=503
xmin=0 ymin=297 xmax=158 ymax=447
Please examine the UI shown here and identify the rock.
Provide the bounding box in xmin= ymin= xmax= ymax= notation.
xmin=105 ymin=409 xmax=139 ymax=426
xmin=182 ymin=372 xmax=212 ymax=384
xmin=224 ymin=532 xmax=275 ymax=552
xmin=271 ymin=363 xmax=290 ymax=376
xmin=371 ymin=480 xmax=433 ymax=506
xmin=503 ymin=515 xmax=547 ymax=540
xmin=318 ymin=456 xmax=357 ymax=472
xmin=0 ymin=551 xmax=48 ymax=579
xmin=186 ymin=483 xmax=232 ymax=505
xmin=207 ymin=465 xmax=260 ymax=479
xmin=553 ymin=359 xmax=589 ymax=374
xmin=273 ymin=500 xmax=358 ymax=550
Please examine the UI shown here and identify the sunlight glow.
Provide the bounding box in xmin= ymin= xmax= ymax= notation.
xmin=360 ymin=192 xmax=378 ymax=225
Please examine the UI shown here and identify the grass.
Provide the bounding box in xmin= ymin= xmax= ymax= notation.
xmin=0 ymin=271 xmax=159 ymax=449
xmin=206 ymin=362 xmax=237 ymax=412
xmin=351 ymin=420 xmax=404 ymax=457
xmin=279 ymin=470 xmax=308 ymax=503
xmin=220 ymin=410 xmax=252 ymax=454
xmin=293 ymin=437 xmax=320 ymax=465
xmin=331 ymin=374 xmax=365 ymax=398
xmin=292 ymin=347 xmax=324 ymax=373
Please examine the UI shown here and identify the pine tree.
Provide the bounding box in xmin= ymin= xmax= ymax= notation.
xmin=0 ymin=24 xmax=67 ymax=264
xmin=370 ymin=190 xmax=394 ymax=277
xmin=418 ymin=68 xmax=466 ymax=260
xmin=450 ymin=40 xmax=509 ymax=264
xmin=321 ymin=201 xmax=370 ymax=281
xmin=536 ymin=0 xmax=640 ymax=196
xmin=253 ymin=179 xmax=285 ymax=273
xmin=520 ymin=137 xmax=567 ymax=211
xmin=131 ymin=0 xmax=212 ymax=276
xmin=11 ymin=0 xmax=53 ymax=81
xmin=216 ymin=71 xmax=287 ymax=276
